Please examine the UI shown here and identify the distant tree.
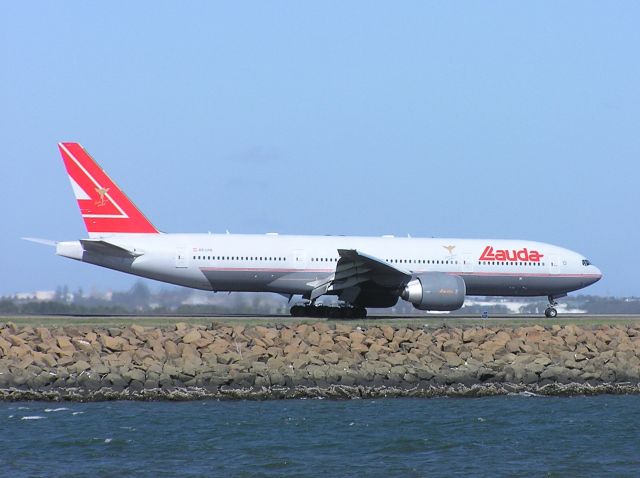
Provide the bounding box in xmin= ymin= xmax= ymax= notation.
xmin=111 ymin=281 xmax=152 ymax=310
xmin=62 ymin=285 xmax=70 ymax=303
xmin=0 ymin=299 xmax=19 ymax=314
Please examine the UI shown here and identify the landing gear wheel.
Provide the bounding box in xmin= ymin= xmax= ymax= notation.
xmin=544 ymin=295 xmax=563 ymax=318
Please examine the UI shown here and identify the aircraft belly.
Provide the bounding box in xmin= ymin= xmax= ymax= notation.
xmin=82 ymin=253 xmax=214 ymax=291
xmin=462 ymin=274 xmax=588 ymax=297
xmin=201 ymin=269 xmax=592 ymax=298
xmin=202 ymin=270 xmax=319 ymax=294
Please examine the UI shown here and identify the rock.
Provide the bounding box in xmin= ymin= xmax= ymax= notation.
xmin=318 ymin=335 xmax=335 ymax=351
xmin=123 ymin=368 xmax=146 ymax=383
xmin=182 ymin=330 xmax=201 ymax=344
xmin=415 ymin=366 xmax=435 ymax=380
xmin=101 ymin=335 xmax=126 ymax=352
xmin=306 ymin=331 xmax=320 ymax=346
xmin=382 ymin=326 xmax=395 ymax=342
xmin=279 ymin=327 xmax=295 ymax=342
xmin=349 ymin=331 xmax=366 ymax=344
xmin=251 ymin=362 xmax=268 ymax=373
xmin=384 ymin=354 xmax=406 ymax=366
xmin=38 ymin=353 xmax=58 ymax=368
xmin=7 ymin=335 xmax=26 ymax=347
xmin=462 ymin=328 xmax=481 ymax=343
xmin=74 ymin=372 xmax=100 ymax=390
xmin=70 ymin=360 xmax=91 ymax=374
xmin=9 ymin=344 xmax=32 ymax=358
xmin=266 ymin=357 xmax=285 ymax=370
xmin=323 ymin=352 xmax=340 ymax=364
xmin=443 ymin=352 xmax=464 ymax=367
xmin=3 ymin=323 xmax=640 ymax=397
xmin=351 ymin=342 xmax=369 ymax=354
xmin=335 ymin=324 xmax=352 ymax=335
xmin=365 ymin=350 xmax=379 ymax=361
xmin=0 ymin=337 xmax=12 ymax=355
xmin=505 ymin=339 xmax=523 ymax=354
xmin=164 ymin=340 xmax=180 ymax=359
xmin=192 ymin=337 xmax=213 ymax=348
xmin=181 ymin=344 xmax=200 ymax=360
xmin=312 ymin=323 xmax=330 ymax=334
xmin=230 ymin=372 xmax=255 ymax=388
xmin=268 ymin=371 xmax=286 ymax=386
xmin=72 ymin=338 xmax=94 ymax=354
xmin=540 ymin=366 xmax=570 ymax=382
xmin=15 ymin=356 xmax=34 ymax=369
xmin=92 ymin=363 xmax=110 ymax=375
xmin=103 ymin=373 xmax=128 ymax=390
xmin=442 ymin=339 xmax=461 ymax=353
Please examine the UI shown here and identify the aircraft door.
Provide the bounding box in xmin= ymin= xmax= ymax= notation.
xmin=462 ymin=254 xmax=473 ymax=272
xmin=293 ymin=249 xmax=307 ymax=269
xmin=548 ymin=254 xmax=560 ymax=274
xmin=175 ymin=247 xmax=189 ymax=268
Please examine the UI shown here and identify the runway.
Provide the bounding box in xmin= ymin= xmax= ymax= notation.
xmin=2 ymin=313 xmax=640 ymax=328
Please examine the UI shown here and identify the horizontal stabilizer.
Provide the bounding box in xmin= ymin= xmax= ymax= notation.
xmin=80 ymin=239 xmax=143 ymax=258
xmin=22 ymin=237 xmax=57 ymax=247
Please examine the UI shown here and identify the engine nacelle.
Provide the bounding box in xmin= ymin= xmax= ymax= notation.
xmin=401 ymin=273 xmax=466 ymax=311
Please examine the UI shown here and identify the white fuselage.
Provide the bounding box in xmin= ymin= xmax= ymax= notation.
xmin=56 ymin=233 xmax=602 ymax=303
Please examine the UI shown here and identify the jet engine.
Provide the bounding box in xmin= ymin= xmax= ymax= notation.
xmin=401 ymin=272 xmax=466 ymax=311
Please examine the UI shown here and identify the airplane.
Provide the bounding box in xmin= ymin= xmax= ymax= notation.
xmin=27 ymin=142 xmax=603 ymax=319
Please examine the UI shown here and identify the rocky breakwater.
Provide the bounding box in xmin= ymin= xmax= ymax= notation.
xmin=1 ymin=322 xmax=640 ymax=400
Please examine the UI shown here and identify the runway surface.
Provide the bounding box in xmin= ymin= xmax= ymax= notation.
xmin=2 ymin=313 xmax=640 ymax=328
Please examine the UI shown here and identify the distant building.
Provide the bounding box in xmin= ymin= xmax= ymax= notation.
xmin=15 ymin=290 xmax=56 ymax=301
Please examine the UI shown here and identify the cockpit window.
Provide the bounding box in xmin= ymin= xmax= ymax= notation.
xmin=582 ymin=259 xmax=592 ymax=266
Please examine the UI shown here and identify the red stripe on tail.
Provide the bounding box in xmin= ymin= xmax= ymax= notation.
xmin=58 ymin=143 xmax=159 ymax=235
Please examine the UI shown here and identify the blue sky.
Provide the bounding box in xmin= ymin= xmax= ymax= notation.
xmin=1 ymin=2 xmax=638 ymax=297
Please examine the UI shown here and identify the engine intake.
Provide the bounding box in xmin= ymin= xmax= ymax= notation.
xmin=401 ymin=273 xmax=466 ymax=311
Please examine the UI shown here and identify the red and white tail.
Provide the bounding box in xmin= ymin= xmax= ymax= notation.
xmin=58 ymin=142 xmax=159 ymax=236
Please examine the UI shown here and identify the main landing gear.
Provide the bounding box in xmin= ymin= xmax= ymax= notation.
xmin=544 ymin=295 xmax=560 ymax=318
xmin=290 ymin=304 xmax=367 ymax=319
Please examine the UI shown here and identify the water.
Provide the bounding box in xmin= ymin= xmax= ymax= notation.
xmin=1 ymin=395 xmax=639 ymax=477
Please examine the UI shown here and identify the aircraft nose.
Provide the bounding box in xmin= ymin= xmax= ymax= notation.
xmin=591 ymin=265 xmax=603 ymax=282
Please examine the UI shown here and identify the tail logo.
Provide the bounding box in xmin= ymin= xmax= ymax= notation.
xmin=95 ymin=186 xmax=110 ymax=207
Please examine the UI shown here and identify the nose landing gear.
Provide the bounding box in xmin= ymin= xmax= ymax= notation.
xmin=544 ymin=294 xmax=565 ymax=318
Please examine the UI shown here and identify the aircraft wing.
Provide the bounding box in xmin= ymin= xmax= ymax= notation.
xmin=309 ymin=249 xmax=412 ymax=300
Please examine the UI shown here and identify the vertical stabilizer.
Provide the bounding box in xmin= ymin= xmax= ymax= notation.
xmin=58 ymin=142 xmax=159 ymax=236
